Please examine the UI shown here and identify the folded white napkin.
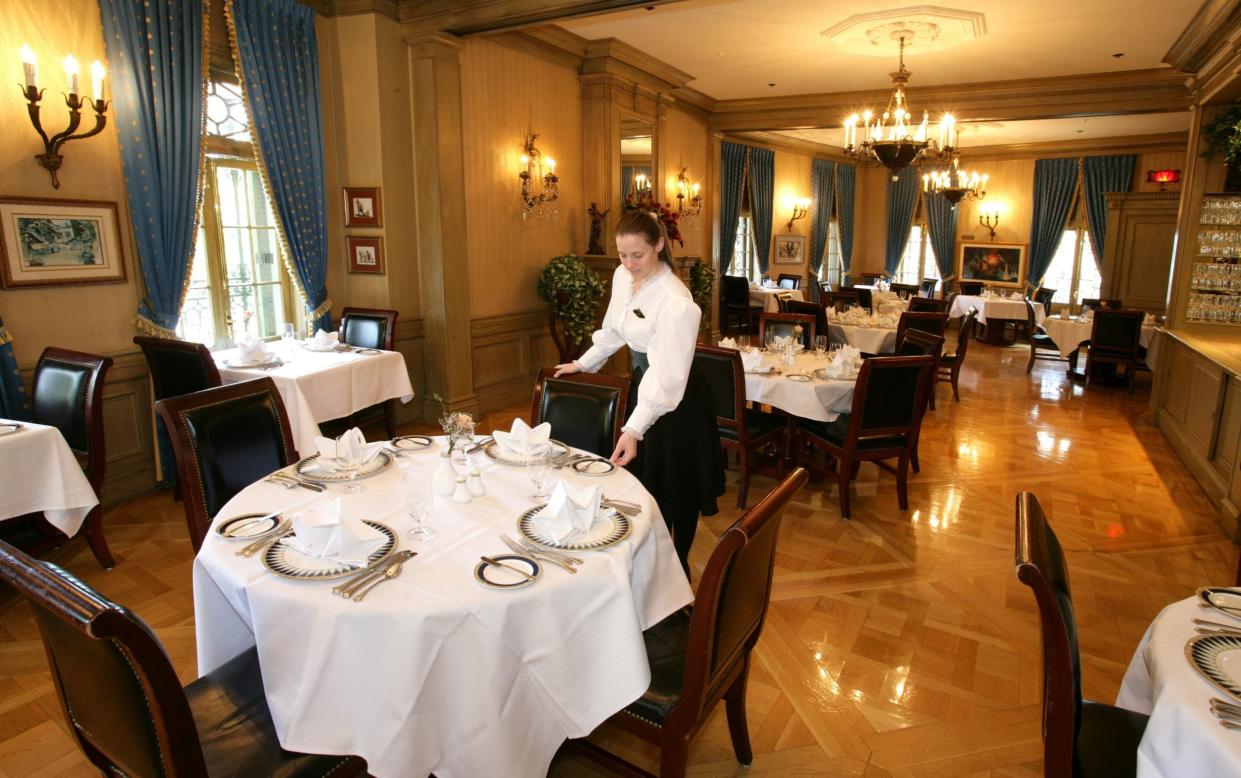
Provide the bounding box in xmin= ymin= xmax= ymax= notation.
xmin=237 ymin=339 xmax=269 ymax=364
xmin=494 ymin=418 xmax=552 ymax=458
xmin=823 ymin=355 xmax=853 ymax=379
xmin=1009 ymin=292 xmax=1024 ymax=301
xmin=761 ymin=278 xmax=776 ymax=288
xmin=312 ymin=427 xmax=382 ymax=473
xmin=740 ymin=349 xmax=765 ymax=371
xmin=839 ymin=345 xmax=861 ymax=363
xmin=876 ymin=313 xmax=899 ymax=329
xmin=284 ymin=498 xmax=385 ymax=567
xmin=772 ymin=335 xmax=805 ymax=353
xmin=309 ymin=329 xmax=339 ymax=348
xmin=719 ymin=337 xmax=739 ymax=350
xmin=533 ymin=480 xmax=603 ymax=543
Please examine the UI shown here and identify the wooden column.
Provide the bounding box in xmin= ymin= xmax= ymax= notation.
xmin=406 ymin=32 xmax=479 ymax=413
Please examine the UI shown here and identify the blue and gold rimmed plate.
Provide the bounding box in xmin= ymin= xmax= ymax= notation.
xmin=1187 ymin=633 xmax=1241 ymax=703
xmin=262 ymin=520 xmax=396 ymax=581
xmin=215 ymin=512 xmax=282 ymax=540
xmin=295 ymin=450 xmax=393 ymax=482
xmin=572 ymin=458 xmax=616 ymax=476
xmin=1198 ymin=587 xmax=1241 ymax=621
xmin=391 ymin=435 xmax=433 ymax=451
xmin=516 ymin=506 xmax=631 ymax=552
xmin=474 ymin=554 xmax=541 ymax=590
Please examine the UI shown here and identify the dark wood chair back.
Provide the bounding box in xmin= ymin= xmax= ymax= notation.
xmin=1080 ymin=298 xmax=1122 ymax=313
xmin=954 ymin=307 xmax=978 ymax=361
xmin=1089 ymin=310 xmax=1144 ymax=358
xmin=694 ymin=345 xmax=744 ymax=430
xmin=847 ymin=356 xmax=935 ymax=443
xmin=890 ymin=283 xmax=920 ymax=299
xmin=133 ymin=336 xmax=221 ymax=402
xmin=908 ymin=296 xmax=949 ymax=313
xmin=339 ymin=306 xmax=397 ymax=350
xmin=1014 ymin=492 xmax=1082 ymax=778
xmin=826 ymin=290 xmax=860 ymax=313
xmin=842 ymin=285 xmax=873 ymax=310
xmin=919 ymin=278 xmax=938 ymax=297
xmin=758 ymin=312 xmax=816 ymax=349
xmin=786 ymin=299 xmax=827 ymax=337
xmin=1033 ymin=287 xmax=1056 ymax=316
xmin=858 ymin=272 xmax=886 ymax=284
xmin=895 ymin=329 xmax=944 ymax=359
xmin=0 ymin=539 xmax=212 ymax=776
xmin=32 ymin=348 xmax=113 ymax=489
xmin=895 ymin=311 xmax=948 ymax=346
xmin=774 ymin=291 xmax=794 ymax=312
xmin=156 ymin=379 xmax=297 ymax=551
xmin=531 ymin=368 xmax=630 ymax=457
xmin=957 ymin=281 xmax=985 ymax=296
xmin=775 ymin=274 xmax=801 ymax=290
xmin=722 ymin=275 xmax=750 ymax=307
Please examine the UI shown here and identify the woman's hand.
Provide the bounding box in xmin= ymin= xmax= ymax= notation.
xmin=610 ymin=431 xmax=639 ymax=467
xmin=553 ymin=362 xmax=581 ymax=378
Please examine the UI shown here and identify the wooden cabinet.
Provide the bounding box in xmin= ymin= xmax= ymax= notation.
xmin=1100 ymin=192 xmax=1179 ymax=312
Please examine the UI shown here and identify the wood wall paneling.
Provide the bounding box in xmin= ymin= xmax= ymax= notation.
xmin=1100 ymin=192 xmax=1179 ymax=312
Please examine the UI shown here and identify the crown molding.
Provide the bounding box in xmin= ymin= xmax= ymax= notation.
xmin=400 ymin=0 xmax=686 ymax=36
xmin=709 ymin=68 xmax=1192 ymax=132
xmin=1164 ymin=0 xmax=1241 ymax=74
xmin=581 ymin=37 xmax=695 ymax=93
xmin=325 ymin=0 xmax=400 ymax=18
xmin=485 ymin=27 xmax=587 ymax=71
xmin=957 ymin=132 xmax=1188 ymax=162
xmin=721 ymin=131 xmax=847 ymax=162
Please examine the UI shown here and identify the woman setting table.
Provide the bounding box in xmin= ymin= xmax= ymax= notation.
xmin=193 ymin=435 xmax=690 ymax=777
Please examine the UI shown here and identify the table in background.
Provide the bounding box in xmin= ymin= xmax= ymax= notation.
xmin=749 ymin=287 xmax=804 ymax=313
xmin=950 ymin=294 xmax=1044 ymax=345
xmin=1117 ymin=596 xmax=1241 ymax=777
xmin=215 ymin=345 xmax=414 ymax=456
xmin=0 ymin=420 xmax=97 ymax=536
xmin=1040 ymin=316 xmax=1163 ymax=371
xmin=193 ymin=439 xmax=690 ymax=778
xmin=828 ymin=322 xmax=897 ymax=355
xmin=743 ymin=351 xmax=857 ymax=421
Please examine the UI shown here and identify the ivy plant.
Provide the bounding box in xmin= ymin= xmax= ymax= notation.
xmin=536 ymin=253 xmax=606 ymax=361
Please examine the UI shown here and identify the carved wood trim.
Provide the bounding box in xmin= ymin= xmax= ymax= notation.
xmin=399 ymin=0 xmax=686 ymax=36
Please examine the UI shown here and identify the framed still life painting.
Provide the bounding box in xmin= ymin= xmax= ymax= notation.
xmin=347 ymin=236 xmax=384 ymax=274
xmin=957 ymin=242 xmax=1027 ymax=288
xmin=343 ymin=186 xmax=382 ymax=228
xmin=0 ymin=197 xmax=126 ymax=289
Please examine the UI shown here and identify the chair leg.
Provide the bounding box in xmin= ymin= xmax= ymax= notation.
xmin=737 ymin=448 xmax=751 ymax=509
xmin=659 ymin=736 xmax=690 ymax=778
xmin=1026 ymin=345 xmax=1036 ymax=373
xmin=725 ymin=658 xmax=754 ymax=766
xmin=896 ymin=453 xmax=910 ymax=511
xmin=927 ymin=380 xmax=936 ymax=411
xmin=836 ymin=459 xmax=853 ymax=519
xmin=81 ymin=506 xmax=115 ymax=569
xmin=384 ymin=400 xmax=397 ymax=440
xmin=951 ymin=367 xmax=960 ymax=401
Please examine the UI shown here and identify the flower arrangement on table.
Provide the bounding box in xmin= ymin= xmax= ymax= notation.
xmin=621 ymin=191 xmax=684 ymax=247
xmin=433 ymin=396 xmax=475 ymax=454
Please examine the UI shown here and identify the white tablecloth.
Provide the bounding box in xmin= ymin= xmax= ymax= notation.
xmin=743 ymin=351 xmax=857 ymax=421
xmin=950 ymin=294 xmax=1044 ymax=327
xmin=1039 ymin=316 xmax=1163 ymax=369
xmin=1117 ymin=596 xmax=1241 ymax=777
xmin=193 ymin=439 xmax=691 ymax=778
xmin=0 ymin=420 xmax=98 ymax=536
xmin=828 ymin=323 xmax=898 ymax=354
xmin=749 ymin=287 xmax=804 ymax=313
xmin=216 ymin=344 xmax=414 ymax=457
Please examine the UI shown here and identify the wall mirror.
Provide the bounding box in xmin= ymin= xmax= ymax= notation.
xmin=620 ymin=116 xmax=654 ymax=203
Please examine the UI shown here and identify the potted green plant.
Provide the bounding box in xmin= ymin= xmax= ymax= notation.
xmin=537 ymin=253 xmax=606 ymax=363
xmin=688 ymin=260 xmax=716 ymax=341
xmin=1201 ymin=104 xmax=1241 ymax=191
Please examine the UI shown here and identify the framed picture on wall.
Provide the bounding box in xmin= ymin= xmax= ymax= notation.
xmin=957 ymin=241 xmax=1027 ymax=288
xmin=347 ymin=236 xmax=384 ymax=274
xmin=773 ymin=234 xmax=805 ymax=265
xmin=0 ymin=196 xmax=126 ymax=289
xmin=343 ymin=186 xmax=383 ymax=228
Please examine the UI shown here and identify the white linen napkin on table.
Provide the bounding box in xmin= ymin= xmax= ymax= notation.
xmin=838 ymin=345 xmax=861 ymax=363
xmin=308 ymin=329 xmax=339 ymax=349
xmin=719 ymin=337 xmax=739 ymax=350
xmin=533 ymin=480 xmax=603 ymax=543
xmin=237 ymin=338 xmax=270 ymax=364
xmin=494 ymin=418 xmax=552 ymax=459
xmin=875 ymin=313 xmax=899 ymax=329
xmin=311 ymin=427 xmax=383 ymax=473
xmin=283 ymin=498 xmax=385 ymax=567
xmin=1009 ymin=292 xmax=1024 ymax=301
xmin=740 ymin=349 xmax=765 ymax=372
xmin=823 ymin=354 xmax=853 ymax=379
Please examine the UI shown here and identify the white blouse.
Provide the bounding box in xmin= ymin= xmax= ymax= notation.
xmin=576 ymin=264 xmax=701 ymax=439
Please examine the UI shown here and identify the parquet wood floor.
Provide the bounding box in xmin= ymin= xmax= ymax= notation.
xmin=1 ymin=343 xmax=1234 ymax=777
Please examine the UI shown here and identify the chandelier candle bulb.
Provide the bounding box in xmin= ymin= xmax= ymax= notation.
xmin=90 ymin=61 xmax=104 ymax=102
xmin=20 ymin=44 xmax=36 ymax=89
xmin=63 ymin=54 xmax=78 ymax=97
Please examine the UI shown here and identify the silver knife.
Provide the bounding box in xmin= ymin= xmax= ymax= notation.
xmin=334 ymin=550 xmax=415 ymax=597
xmin=501 ymin=536 xmax=576 ymax=573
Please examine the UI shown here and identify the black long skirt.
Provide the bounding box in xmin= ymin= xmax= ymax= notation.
xmin=626 ymin=352 xmax=726 ymax=560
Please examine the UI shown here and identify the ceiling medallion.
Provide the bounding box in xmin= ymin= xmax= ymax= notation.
xmin=821 ymin=6 xmax=987 ymax=56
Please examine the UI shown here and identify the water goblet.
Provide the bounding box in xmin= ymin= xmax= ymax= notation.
xmin=814 ymin=335 xmax=828 ymax=359
xmin=403 ymin=472 xmax=436 ymax=541
xmin=738 ymin=334 xmax=750 ymax=351
xmin=340 ymin=439 xmax=364 ymax=494
xmin=526 ymin=454 xmax=552 ymax=502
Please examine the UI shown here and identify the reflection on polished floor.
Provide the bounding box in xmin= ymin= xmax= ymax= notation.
xmin=0 ymin=343 xmax=1234 ymax=776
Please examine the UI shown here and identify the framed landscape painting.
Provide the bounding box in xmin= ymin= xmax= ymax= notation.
xmin=957 ymin=241 xmax=1026 ymax=288
xmin=0 ymin=197 xmax=126 ymax=288
xmin=773 ymin=234 xmax=805 ymax=265
xmin=347 ymin=236 xmax=384 ymax=274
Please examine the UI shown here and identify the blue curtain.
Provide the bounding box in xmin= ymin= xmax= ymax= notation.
xmin=749 ymin=146 xmax=775 ymax=276
xmin=884 ymin=168 xmax=920 ymax=276
xmin=719 ymin=142 xmax=747 ymax=273
xmin=621 ymin=166 xmax=651 ymax=201
xmin=99 ymin=0 xmax=205 ymax=338
xmin=1082 ymin=155 xmax=1136 ymax=258
xmin=0 ymin=315 xmax=30 ymax=421
xmin=1028 ymin=158 xmax=1081 ymax=286
xmin=230 ymin=0 xmax=332 ymax=330
xmin=836 ymin=164 xmax=857 ymax=284
xmin=925 ymin=192 xmax=958 ymax=278
xmin=809 ymin=159 xmax=837 ymax=277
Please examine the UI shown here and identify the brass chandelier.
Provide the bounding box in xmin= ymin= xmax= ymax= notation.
xmin=923 ymin=155 xmax=988 ymax=207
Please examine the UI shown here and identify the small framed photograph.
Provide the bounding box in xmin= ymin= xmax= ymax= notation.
xmin=773 ymin=234 xmax=805 ymax=265
xmin=343 ymin=187 xmax=382 ymax=228
xmin=347 ymin=236 xmax=384 ymax=274
xmin=957 ymin=242 xmax=1027 ymax=288
xmin=0 ymin=197 xmax=126 ymax=288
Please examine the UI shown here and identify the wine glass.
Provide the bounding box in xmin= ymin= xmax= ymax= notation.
xmin=526 ymin=453 xmax=552 ymax=502
xmin=340 ymin=436 xmax=364 ymax=494
xmin=403 ymin=472 xmax=435 ymax=541
xmin=280 ymin=322 xmax=296 ymax=360
xmin=738 ymin=334 xmax=750 ymax=351
xmin=814 ymin=335 xmax=828 ymax=359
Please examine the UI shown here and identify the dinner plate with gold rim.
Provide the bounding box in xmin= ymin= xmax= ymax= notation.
xmin=474 ymin=554 xmax=541 ymax=590
xmin=301 ymin=342 xmax=350 ymax=353
xmin=295 ymin=450 xmax=393 ymax=482
xmin=215 ymin=512 xmax=282 ymax=540
xmin=786 ymin=372 xmax=812 ymax=382
xmin=1186 ymin=633 xmax=1241 ymax=703
xmin=391 ymin=435 xmax=433 ymax=451
xmin=262 ymin=521 xmax=396 ymax=580
xmin=483 ymin=439 xmax=570 ymax=467
xmin=1198 ymin=587 xmax=1241 ymax=621
xmin=516 ymin=506 xmax=631 ymax=552
xmin=223 ymin=356 xmax=284 ymax=370
xmin=572 ymin=458 xmax=616 ymax=476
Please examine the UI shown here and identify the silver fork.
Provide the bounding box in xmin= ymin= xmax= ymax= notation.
xmin=353 ymin=559 xmax=408 ymax=601
xmin=503 ymin=533 xmax=584 ymax=566
xmin=237 ymin=521 xmax=291 ymax=557
xmin=501 ymin=535 xmax=576 ymax=573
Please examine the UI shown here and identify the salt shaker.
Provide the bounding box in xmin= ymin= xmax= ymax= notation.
xmin=467 ymin=468 xmax=487 ymax=498
xmin=452 ymin=476 xmax=472 ymax=504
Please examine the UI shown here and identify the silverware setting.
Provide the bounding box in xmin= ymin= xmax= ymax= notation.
xmin=332 ymin=550 xmax=416 ymax=599
xmin=601 ymin=498 xmax=641 ymax=516
xmin=501 ymin=534 xmax=578 ymax=573
xmin=353 ymin=558 xmax=409 ymax=601
xmin=465 ymin=436 xmax=494 ymax=454
xmin=268 ymin=472 xmax=326 ymax=492
xmin=480 ymin=555 xmax=536 ymax=582
xmin=265 ymin=476 xmax=297 ymax=490
xmin=236 ymin=520 xmax=292 ymax=557
xmin=1198 ymin=602 xmax=1241 ymax=621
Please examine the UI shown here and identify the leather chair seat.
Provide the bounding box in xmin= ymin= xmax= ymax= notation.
xmin=798 ymin=415 xmax=904 ymax=451
xmin=186 ymin=647 xmax=365 ymax=777
xmin=1032 ymin=333 xmax=1058 ymax=347
xmin=718 ymin=409 xmax=785 ymax=443
xmin=940 ymin=351 xmax=959 ymax=364
xmin=622 ymin=608 xmax=691 ymax=727
xmin=1074 ymin=700 xmax=1148 ymax=778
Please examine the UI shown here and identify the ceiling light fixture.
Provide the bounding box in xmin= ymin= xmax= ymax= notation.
xmin=923 ymin=155 xmax=987 ymax=207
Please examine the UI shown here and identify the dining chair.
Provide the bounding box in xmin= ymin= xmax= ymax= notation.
xmin=0 ymin=539 xmax=369 ymax=777
xmin=722 ymin=275 xmax=761 ymax=333
xmin=892 ymin=330 xmax=943 ymax=466
xmin=895 ymin=311 xmax=949 ymax=344
xmin=1084 ymin=310 xmax=1146 ymax=392
xmin=890 ymin=282 xmax=920 ymax=300
xmin=786 ymin=298 xmax=828 ymax=339
xmin=694 ymin=345 xmax=787 ymax=508
xmin=573 ymin=468 xmax=808 ymax=778
xmin=758 ymin=312 xmax=816 ymax=350
xmin=775 ymin=273 xmax=801 ymax=290
xmin=1080 ymin=298 xmax=1122 ymax=314
xmin=919 ymin=277 xmax=938 ymax=297
xmin=1033 ymin=287 xmax=1057 ymax=316
xmin=1026 ymin=300 xmax=1072 ymax=374
xmin=774 ymin=291 xmax=794 ymax=313
xmin=842 ymin=285 xmax=874 ymax=311
xmin=1013 ymin=492 xmax=1148 ymax=777
xmin=156 ymin=379 xmax=298 ymax=551
xmin=957 ymin=281 xmax=985 ymax=296
xmin=908 ymin=296 xmax=949 ymax=313
xmin=338 ymin=306 xmax=399 ymax=438
xmin=530 ymin=367 xmax=630 ymax=458
xmin=826 ymin=290 xmax=861 ymax=313
xmin=938 ymin=307 xmax=978 ymax=402
xmin=796 ymin=355 xmax=935 ymax=519
xmin=30 ymin=347 xmax=115 ymax=569
xmin=859 ymin=272 xmax=887 ymax=284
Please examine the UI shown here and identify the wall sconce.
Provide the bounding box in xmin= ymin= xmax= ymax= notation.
xmin=18 ymin=45 xmax=109 ymax=189
xmin=1146 ymin=169 xmax=1181 ymax=191
xmin=675 ymin=167 xmax=702 ymax=217
xmin=785 ymin=197 xmax=811 ymax=231
xmin=519 ymin=130 xmax=559 ymax=222
xmin=978 ymin=205 xmax=1001 ymax=241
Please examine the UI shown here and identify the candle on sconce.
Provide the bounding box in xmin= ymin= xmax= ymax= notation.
xmin=90 ymin=60 xmax=105 ymax=101
xmin=20 ymin=44 xmax=37 ymax=89
xmin=546 ymin=158 xmax=556 ymax=174
xmin=63 ymin=54 xmax=79 ymax=97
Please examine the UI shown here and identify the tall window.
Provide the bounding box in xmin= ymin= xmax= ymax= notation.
xmin=729 ymin=216 xmax=760 ymax=284
xmin=1042 ymin=228 xmax=1100 ymax=305
xmin=893 ymin=223 xmax=940 ymax=286
xmin=177 ymin=77 xmax=299 ymax=347
xmin=820 ymin=221 xmax=843 ymax=287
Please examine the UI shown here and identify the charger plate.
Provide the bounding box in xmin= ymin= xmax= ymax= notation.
xmin=215 ymin=513 xmax=281 ymax=540
xmin=474 ymin=554 xmax=541 ymax=590
xmin=295 ymin=450 xmax=393 ymax=482
xmin=572 ymin=458 xmax=616 ymax=476
xmin=483 ymin=439 xmax=569 ymax=466
xmin=1186 ymin=633 xmax=1241 ymax=703
xmin=263 ymin=521 xmax=396 ymax=580
xmin=223 ymin=356 xmax=284 ymax=370
xmin=516 ymin=506 xmax=631 ymax=552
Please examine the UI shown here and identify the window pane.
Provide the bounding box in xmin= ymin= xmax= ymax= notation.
xmin=253 ymin=230 xmax=280 ymax=283
xmin=894 ymin=226 xmax=923 ymax=285
xmin=1077 ymin=233 xmax=1102 ymax=303
xmin=205 ymin=81 xmax=251 ymax=141
xmin=253 ymin=283 xmax=284 ymax=339
xmin=822 ymin=221 xmax=843 ymax=286
xmin=216 ymin=167 xmax=244 ymax=227
xmin=176 ymin=228 xmax=216 ymax=346
xmin=1043 ymin=230 xmax=1078 ymax=303
xmin=923 ymin=236 xmax=941 ymax=281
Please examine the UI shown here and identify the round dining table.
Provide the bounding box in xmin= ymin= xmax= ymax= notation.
xmin=827 ymin=322 xmax=898 ymax=354
xmin=742 ymin=349 xmax=858 ymax=421
xmin=1117 ymin=595 xmax=1241 ymax=776
xmin=192 ymin=438 xmax=691 ymax=778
